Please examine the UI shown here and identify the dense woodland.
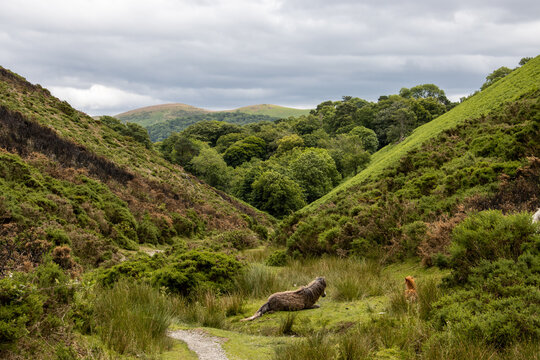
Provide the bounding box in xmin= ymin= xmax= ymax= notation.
xmin=150 ymin=84 xmax=457 ymax=217
xmin=1 ymin=57 xmax=539 ymax=360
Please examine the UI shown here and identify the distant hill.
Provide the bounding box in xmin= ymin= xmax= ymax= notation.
xmin=115 ymin=103 xmax=211 ymax=127
xmin=228 ymin=104 xmax=310 ymax=118
xmin=115 ymin=103 xmax=311 ymax=142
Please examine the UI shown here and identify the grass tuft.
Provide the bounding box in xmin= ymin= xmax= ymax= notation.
xmin=92 ymin=280 xmax=176 ymax=356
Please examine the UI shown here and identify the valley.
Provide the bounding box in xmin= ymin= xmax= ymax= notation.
xmin=0 ymin=56 xmax=539 ymax=360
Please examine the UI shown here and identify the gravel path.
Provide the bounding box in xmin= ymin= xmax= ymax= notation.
xmin=168 ymin=329 xmax=229 ymax=360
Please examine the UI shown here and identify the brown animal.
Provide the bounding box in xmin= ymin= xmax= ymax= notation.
xmin=404 ymin=276 xmax=418 ymax=302
xmin=241 ymin=277 xmax=327 ymax=321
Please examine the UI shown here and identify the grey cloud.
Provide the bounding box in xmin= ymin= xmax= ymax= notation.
xmin=0 ymin=0 xmax=539 ymax=115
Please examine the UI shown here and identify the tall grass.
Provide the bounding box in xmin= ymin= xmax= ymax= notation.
xmin=92 ymin=280 xmax=176 ymax=356
xmin=235 ymin=263 xmax=286 ymax=298
xmin=274 ymin=332 xmax=334 ymax=360
xmin=174 ymin=290 xmax=246 ymax=329
xmin=235 ymin=256 xmax=386 ymax=301
xmin=278 ymin=313 xmax=297 ymax=335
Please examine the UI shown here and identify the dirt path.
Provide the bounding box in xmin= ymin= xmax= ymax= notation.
xmin=168 ymin=329 xmax=229 ymax=360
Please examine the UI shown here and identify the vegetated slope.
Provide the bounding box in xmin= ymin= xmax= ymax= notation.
xmin=0 ymin=66 xmax=273 ymax=273
xmin=116 ymin=103 xmax=211 ymax=127
xmin=277 ymin=55 xmax=540 ymax=260
xmin=116 ymin=103 xmax=310 ymax=142
xmin=229 ymin=104 xmax=310 ymax=118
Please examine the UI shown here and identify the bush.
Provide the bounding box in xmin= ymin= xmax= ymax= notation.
xmin=97 ymin=250 xmax=242 ymax=297
xmin=266 ymin=250 xmax=288 ymax=267
xmin=152 ymin=250 xmax=243 ymax=296
xmin=213 ymin=229 xmax=258 ymax=250
xmin=447 ymin=210 xmax=538 ymax=284
xmin=0 ymin=273 xmax=43 ymax=347
xmin=432 ymin=257 xmax=540 ymax=348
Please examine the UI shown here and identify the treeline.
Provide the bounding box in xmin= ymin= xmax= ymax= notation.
xmin=156 ymin=84 xmax=456 ymax=217
xmin=146 ymin=111 xmax=280 ymax=142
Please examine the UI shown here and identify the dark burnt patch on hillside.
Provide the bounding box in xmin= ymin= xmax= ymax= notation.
xmin=0 ymin=105 xmax=134 ymax=183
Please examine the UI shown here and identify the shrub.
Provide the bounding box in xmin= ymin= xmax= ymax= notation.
xmin=171 ymin=212 xmax=197 ymax=237
xmin=45 ymin=227 xmax=71 ymax=246
xmin=433 ymin=257 xmax=540 ymax=348
xmin=152 ymin=250 xmax=243 ymax=296
xmin=0 ymin=273 xmax=43 ymax=347
xmin=447 ymin=210 xmax=538 ymax=284
xmin=137 ymin=213 xmax=161 ymax=244
xmin=213 ymin=229 xmax=258 ymax=250
xmin=266 ymin=249 xmax=288 ymax=267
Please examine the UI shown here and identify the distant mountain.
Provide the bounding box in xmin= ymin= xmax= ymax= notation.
xmin=115 ymin=103 xmax=311 ymax=142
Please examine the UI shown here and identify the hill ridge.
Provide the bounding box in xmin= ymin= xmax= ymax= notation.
xmin=301 ymin=55 xmax=540 ymax=214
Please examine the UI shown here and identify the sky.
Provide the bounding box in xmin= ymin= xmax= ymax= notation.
xmin=1 ymin=0 xmax=539 ymax=116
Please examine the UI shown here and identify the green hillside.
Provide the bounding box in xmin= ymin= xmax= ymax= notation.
xmin=277 ymin=55 xmax=540 ymax=259
xmin=304 ymin=55 xmax=540 ymax=213
xmin=115 ymin=103 xmax=311 ymax=142
xmin=116 ymin=103 xmax=210 ymax=127
xmin=230 ymin=104 xmax=311 ymax=118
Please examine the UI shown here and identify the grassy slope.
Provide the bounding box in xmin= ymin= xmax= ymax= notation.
xmin=302 ymin=55 xmax=540 ymax=214
xmin=230 ymin=104 xmax=311 ymax=118
xmin=116 ymin=103 xmax=310 ymax=128
xmin=0 ymin=67 xmax=272 ymax=234
xmin=115 ymin=103 xmax=210 ymax=127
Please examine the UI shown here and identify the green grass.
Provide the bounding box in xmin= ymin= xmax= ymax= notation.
xmin=302 ymin=55 xmax=540 ymax=213
xmin=160 ymin=341 xmax=199 ymax=360
xmin=115 ymin=103 xmax=210 ymax=127
xmin=91 ymin=280 xmax=177 ymax=356
xmin=232 ymin=104 xmax=311 ymax=118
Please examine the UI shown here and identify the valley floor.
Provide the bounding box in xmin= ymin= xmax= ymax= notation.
xmin=162 ymin=257 xmax=447 ymax=360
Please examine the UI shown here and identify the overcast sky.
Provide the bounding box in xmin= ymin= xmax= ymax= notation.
xmin=1 ymin=0 xmax=539 ymax=116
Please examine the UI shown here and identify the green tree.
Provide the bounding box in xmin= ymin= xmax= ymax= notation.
xmin=251 ymin=170 xmax=305 ymax=218
xmin=223 ymin=136 xmax=266 ymax=167
xmin=385 ymin=106 xmax=417 ymax=143
xmin=290 ymin=148 xmax=341 ymax=202
xmin=125 ymin=122 xmax=152 ymax=149
xmin=400 ymin=84 xmax=450 ymax=105
xmin=183 ymin=120 xmax=242 ymax=145
xmin=328 ymin=134 xmax=371 ymax=177
xmin=190 ymin=148 xmax=231 ymax=190
xmin=301 ymin=129 xmax=330 ymax=148
xmin=519 ymin=57 xmax=532 ymax=66
xmin=215 ymin=132 xmax=246 ymax=153
xmin=292 ymin=115 xmax=322 ymax=135
xmin=349 ymin=126 xmax=379 ymax=153
xmin=481 ymin=66 xmax=513 ymax=90
xmin=276 ymin=134 xmax=305 ymax=154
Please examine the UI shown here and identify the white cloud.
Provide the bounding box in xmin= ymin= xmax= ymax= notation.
xmin=49 ymin=84 xmax=162 ymax=115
